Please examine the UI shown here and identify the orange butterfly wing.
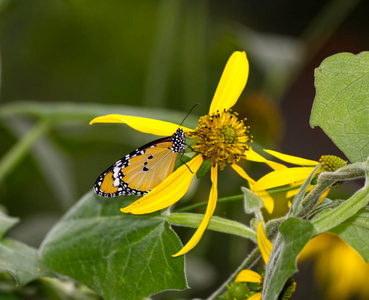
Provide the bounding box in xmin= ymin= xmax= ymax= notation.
xmin=94 ymin=128 xmax=185 ymax=197
xmin=122 ymin=142 xmax=177 ymax=191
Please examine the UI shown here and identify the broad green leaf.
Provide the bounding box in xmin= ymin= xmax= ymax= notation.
xmin=0 ymin=238 xmax=52 ymax=286
xmin=310 ymin=52 xmax=369 ymax=163
xmin=330 ymin=208 xmax=369 ymax=262
xmin=262 ymin=218 xmax=314 ymax=300
xmin=0 ymin=212 xmax=19 ymax=238
xmin=39 ymin=192 xmax=187 ymax=300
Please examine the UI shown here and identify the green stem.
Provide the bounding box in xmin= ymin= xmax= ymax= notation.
xmin=0 ymin=119 xmax=50 ymax=183
xmin=311 ymin=165 xmax=369 ymax=234
xmin=168 ymin=213 xmax=257 ymax=242
xmin=267 ymin=184 xmax=302 ymax=194
xmin=175 ymin=195 xmax=243 ymax=212
xmin=297 ymin=162 xmax=367 ymax=218
xmin=206 ymin=246 xmax=261 ymax=300
xmin=176 ymin=185 xmax=302 ymax=213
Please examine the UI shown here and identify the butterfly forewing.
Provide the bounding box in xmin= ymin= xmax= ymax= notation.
xmin=94 ymin=128 xmax=185 ymax=197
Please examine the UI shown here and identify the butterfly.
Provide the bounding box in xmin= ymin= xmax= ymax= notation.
xmin=94 ymin=127 xmax=187 ymax=197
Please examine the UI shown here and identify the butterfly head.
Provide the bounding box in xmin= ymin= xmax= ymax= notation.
xmin=170 ymin=128 xmax=186 ymax=153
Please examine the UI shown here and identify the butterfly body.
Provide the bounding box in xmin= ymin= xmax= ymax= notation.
xmin=94 ymin=128 xmax=185 ymax=197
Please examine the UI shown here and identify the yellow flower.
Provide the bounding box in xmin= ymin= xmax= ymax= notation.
xmin=90 ymin=51 xmax=278 ymax=256
xmin=235 ymin=221 xmax=296 ymax=300
xmin=253 ymin=150 xmax=347 ymax=201
xmin=234 ymin=221 xmax=273 ymax=300
xmin=299 ymin=233 xmax=369 ymax=300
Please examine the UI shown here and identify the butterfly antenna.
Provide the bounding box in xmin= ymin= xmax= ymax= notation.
xmin=180 ymin=149 xmax=194 ymax=173
xmin=178 ymin=103 xmax=200 ymax=173
xmin=179 ymin=103 xmax=200 ymax=127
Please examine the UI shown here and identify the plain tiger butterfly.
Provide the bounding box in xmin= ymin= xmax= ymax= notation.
xmin=93 ymin=105 xmax=197 ymax=197
xmin=94 ymin=129 xmax=185 ymax=197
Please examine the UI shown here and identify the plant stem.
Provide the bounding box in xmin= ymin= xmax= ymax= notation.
xmin=168 ymin=213 xmax=257 ymax=242
xmin=176 ymin=184 xmax=302 ymax=213
xmin=175 ymin=195 xmax=243 ymax=212
xmin=0 ymin=119 xmax=50 ymax=183
xmin=297 ymin=162 xmax=367 ymax=218
xmin=206 ymin=246 xmax=261 ymax=300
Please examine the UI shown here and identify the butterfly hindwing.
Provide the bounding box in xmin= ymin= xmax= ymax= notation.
xmin=94 ymin=128 xmax=185 ymax=197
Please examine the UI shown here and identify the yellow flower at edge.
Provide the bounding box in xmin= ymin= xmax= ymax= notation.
xmin=90 ymin=51 xmax=281 ymax=257
xmin=299 ymin=233 xmax=369 ymax=300
xmin=235 ymin=221 xmax=296 ymax=300
xmin=253 ymin=150 xmax=347 ymax=201
xmin=234 ymin=221 xmax=273 ymax=300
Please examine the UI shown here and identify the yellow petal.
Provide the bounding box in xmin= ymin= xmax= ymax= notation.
xmin=263 ymin=149 xmax=319 ymax=166
xmin=231 ymin=163 xmax=255 ymax=185
xmin=235 ymin=269 xmax=262 ymax=283
xmin=317 ymin=187 xmax=331 ymax=205
xmin=298 ymin=233 xmax=333 ymax=261
xmin=246 ymin=148 xmax=287 ymax=171
xmin=247 ymin=293 xmax=262 ymax=300
xmin=120 ymin=155 xmax=203 ymax=214
xmin=253 ymin=190 xmax=274 ymax=214
xmin=257 ymin=220 xmax=273 ymax=265
xmin=253 ymin=167 xmax=316 ymax=191
xmin=90 ymin=114 xmax=192 ymax=137
xmin=209 ymin=51 xmax=249 ymax=114
xmin=286 ymin=184 xmax=314 ymax=198
xmin=172 ymin=165 xmax=218 ymax=257
xmin=286 ymin=189 xmax=297 ymax=198
xmin=231 ymin=164 xmax=274 ymax=213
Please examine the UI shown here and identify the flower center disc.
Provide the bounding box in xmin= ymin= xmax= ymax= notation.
xmin=188 ymin=109 xmax=252 ymax=170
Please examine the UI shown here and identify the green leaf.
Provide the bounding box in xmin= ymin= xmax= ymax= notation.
xmin=0 ymin=238 xmax=52 ymax=286
xmin=262 ymin=218 xmax=314 ymax=300
xmin=241 ymin=187 xmax=264 ymax=214
xmin=330 ymin=207 xmax=369 ymax=262
xmin=310 ymin=52 xmax=369 ymax=163
xmin=39 ymin=192 xmax=187 ymax=300
xmin=0 ymin=212 xmax=19 ymax=238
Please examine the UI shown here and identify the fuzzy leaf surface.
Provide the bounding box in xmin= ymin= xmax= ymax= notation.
xmin=262 ymin=218 xmax=314 ymax=300
xmin=0 ymin=238 xmax=52 ymax=286
xmin=0 ymin=212 xmax=19 ymax=238
xmin=310 ymin=52 xmax=369 ymax=162
xmin=330 ymin=207 xmax=369 ymax=262
xmin=39 ymin=192 xmax=186 ymax=300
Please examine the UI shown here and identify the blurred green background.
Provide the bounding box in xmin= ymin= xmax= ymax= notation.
xmin=0 ymin=0 xmax=368 ymax=299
